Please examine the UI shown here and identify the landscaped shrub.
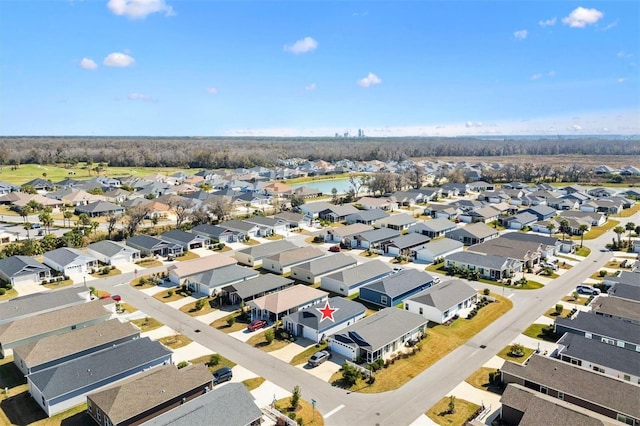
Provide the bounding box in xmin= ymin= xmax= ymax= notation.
xmin=483 ymin=288 xmax=490 ymax=296
xmin=167 ymin=289 xmax=174 ymax=297
xmin=195 ymin=299 xmax=206 ymax=310
xmin=208 ymin=354 xmax=221 ymax=366
xmin=226 ymin=317 xmax=235 ymax=327
xmin=0 ymin=289 xmax=6 ymax=296
xmin=176 ymin=361 xmax=188 ymax=369
xmin=599 ymin=270 xmax=608 ymax=277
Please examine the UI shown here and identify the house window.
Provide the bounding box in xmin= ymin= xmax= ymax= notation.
xmin=601 ymin=337 xmax=615 ymax=345
xmin=97 ymin=411 xmax=101 ymax=422
xmin=405 ymin=304 xmax=409 ymax=310
xmin=540 ymin=386 xmax=547 ymax=395
xmin=585 ymin=332 xmax=592 ymax=339
xmin=104 ymin=417 xmax=111 ymax=426
xmin=557 ymin=392 xmax=564 ymax=400
xmin=623 ymin=374 xmax=631 ymax=381
xmin=617 ymin=341 xmax=625 ymax=348
xmin=87 ymin=400 xmax=92 ymax=413
xmin=593 ymin=366 xmax=604 ymax=373
xmin=616 ymin=414 xmax=635 ymax=425
xmin=381 ymin=296 xmax=388 ymax=305
xmin=419 ymin=307 xmax=423 ymax=315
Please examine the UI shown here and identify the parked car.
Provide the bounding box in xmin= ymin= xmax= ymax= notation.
xmin=308 ymin=350 xmax=331 ymax=367
xmin=541 ymin=262 xmax=558 ymax=270
xmin=212 ymin=366 xmax=233 ymax=384
xmin=576 ymin=285 xmax=601 ymax=295
xmin=329 ymin=245 xmax=341 ymax=252
xmin=111 ymin=294 xmax=122 ymax=302
xmin=247 ymin=319 xmax=267 ymax=332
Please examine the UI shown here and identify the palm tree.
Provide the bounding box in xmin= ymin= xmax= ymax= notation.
xmin=559 ymin=219 xmax=569 ymax=241
xmin=20 ymin=206 xmax=32 ymax=223
xmin=38 ymin=211 xmax=54 ymax=234
xmin=625 ymin=222 xmax=636 ymax=246
xmin=63 ymin=210 xmax=74 ymax=228
xmin=613 ymin=226 xmax=625 ymax=248
xmin=23 ymin=222 xmax=31 ymax=239
xmin=578 ymin=224 xmax=589 ymax=248
xmin=545 ymin=222 xmax=556 ymax=235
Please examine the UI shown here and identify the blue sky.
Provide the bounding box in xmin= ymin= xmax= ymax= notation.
xmin=1 ymin=0 xmax=638 ymax=136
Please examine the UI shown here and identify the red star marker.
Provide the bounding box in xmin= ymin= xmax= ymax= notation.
xmin=316 ymin=301 xmax=339 ymax=322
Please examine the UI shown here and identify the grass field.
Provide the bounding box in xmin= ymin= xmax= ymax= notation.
xmin=242 ymin=377 xmax=266 ymax=391
xmin=275 ymin=397 xmax=324 ymax=426
xmin=130 ymin=316 xmax=163 ymax=332
xmin=426 ymin=397 xmax=480 ymax=426
xmin=465 ymin=367 xmax=501 ymax=393
xmin=497 ymin=345 xmax=535 ymax=364
xmin=522 ymin=323 xmax=562 ymax=342
xmin=290 ymin=341 xmax=329 ymax=366
xmin=158 ymin=334 xmax=193 ymax=349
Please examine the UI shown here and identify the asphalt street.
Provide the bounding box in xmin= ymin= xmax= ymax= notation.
xmin=92 ymin=215 xmax=637 ymax=426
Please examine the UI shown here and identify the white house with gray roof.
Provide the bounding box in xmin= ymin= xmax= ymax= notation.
xmin=234 ymin=239 xmax=297 ymax=267
xmin=223 ymin=274 xmax=294 ymax=304
xmin=283 ymin=297 xmax=366 ymax=342
xmin=0 ymin=285 xmax=90 ymax=325
xmin=404 ymin=279 xmax=477 ymax=324
xmin=376 ymin=213 xmax=417 ymax=231
xmin=160 ymin=229 xmax=211 ymax=250
xmin=126 ymin=235 xmax=184 ymax=258
xmin=184 ymin=264 xmax=259 ymax=297
xmin=28 ymin=337 xmax=171 ymax=417
xmin=261 ymin=246 xmax=325 ymax=275
xmin=414 ymin=239 xmax=464 ymax=264
xmin=445 ymin=251 xmax=522 ymax=281
xmin=290 ymin=253 xmax=358 ymax=284
xmin=409 ymin=218 xmax=458 ymax=238
xmin=329 ymin=308 xmax=428 ymax=363
xmin=320 ymin=260 xmax=392 ymax=296
xmin=86 ymin=240 xmax=140 ymax=266
xmin=0 ymin=255 xmax=52 ymax=286
xmin=351 ymin=227 xmax=400 ymax=250
xmin=445 ymin=222 xmax=499 ymax=246
xmin=43 ymin=247 xmax=98 ymax=276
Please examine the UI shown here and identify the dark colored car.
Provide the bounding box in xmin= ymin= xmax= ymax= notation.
xmin=329 ymin=245 xmax=341 ymax=252
xmin=247 ymin=319 xmax=267 ymax=332
xmin=111 ymin=294 xmax=122 ymax=302
xmin=212 ymin=367 xmax=233 ymax=384
xmin=308 ymin=350 xmax=331 ymax=367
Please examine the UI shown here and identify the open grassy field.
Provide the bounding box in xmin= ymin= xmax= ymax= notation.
xmin=426 ymin=397 xmax=480 ymax=426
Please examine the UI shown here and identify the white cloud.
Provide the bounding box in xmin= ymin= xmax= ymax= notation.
xmin=617 ymin=50 xmax=633 ymax=59
xmin=127 ymin=92 xmax=155 ymax=102
xmin=539 ymin=17 xmax=557 ymax=27
xmin=205 ymin=87 xmax=218 ymax=95
xmin=304 ymin=83 xmax=316 ymax=91
xmin=107 ymin=0 xmax=174 ymax=19
xmin=465 ymin=121 xmax=483 ymax=128
xmin=599 ymin=20 xmax=618 ymax=31
xmin=617 ymin=78 xmax=626 ymax=83
xmin=568 ymin=124 xmax=582 ymax=131
xmin=513 ymin=29 xmax=528 ymax=40
xmin=531 ymin=73 xmax=543 ymax=80
xmin=80 ymin=57 xmax=98 ymax=70
xmin=104 ymin=52 xmax=135 ymax=67
xmin=547 ymin=70 xmax=556 ymax=77
xmin=283 ymin=37 xmax=318 ymax=54
xmin=562 ymin=7 xmax=604 ymax=28
xmin=357 ymin=72 xmax=381 ymax=88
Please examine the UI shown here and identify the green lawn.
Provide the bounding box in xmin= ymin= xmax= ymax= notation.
xmin=158 ymin=334 xmax=193 ymax=349
xmin=242 ymin=377 xmax=266 ymax=391
xmin=465 ymin=367 xmax=501 ymax=393
xmin=275 ymin=397 xmax=325 ymax=426
xmin=210 ymin=311 xmax=250 ymax=333
xmin=90 ymin=267 xmax=121 ymax=278
xmin=522 ymin=323 xmax=562 ymax=342
xmin=290 ymin=341 xmax=329 ymax=366
xmin=497 ymin=345 xmax=535 ymax=363
xmin=426 ymin=397 xmax=480 ymax=426
xmin=130 ymin=316 xmax=163 ymax=332
xmin=175 ymin=251 xmax=200 ymax=261
xmin=575 ymin=246 xmax=591 ymax=257
xmin=583 ymin=219 xmax=620 ymax=240
xmin=189 ymin=354 xmax=237 ymax=373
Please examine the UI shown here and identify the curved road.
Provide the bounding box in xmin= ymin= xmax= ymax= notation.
xmin=92 ymin=215 xmax=637 ymax=426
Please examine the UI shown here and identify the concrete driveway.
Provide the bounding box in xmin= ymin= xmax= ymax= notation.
xmin=296 ymin=353 xmax=346 ymax=382
xmin=270 ymin=337 xmax=315 ymax=363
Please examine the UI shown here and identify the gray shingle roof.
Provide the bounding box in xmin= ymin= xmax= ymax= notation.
xmin=284 ymin=297 xmax=366 ymax=333
xmin=446 ymin=222 xmax=498 ymax=240
xmin=346 ymin=209 xmax=389 ymax=222
xmin=87 ymin=240 xmax=139 ymax=258
xmin=557 ymin=332 xmax=640 ymax=377
xmin=226 ymin=274 xmax=294 ymax=300
xmin=500 ymin=232 xmax=558 ymax=246
xmin=44 ymin=247 xmax=96 ymax=267
xmin=415 ymin=239 xmax=464 ymax=257
xmin=127 ymin=235 xmax=167 ymax=250
xmin=411 ymin=218 xmax=457 ymax=233
xmin=292 ymin=253 xmax=357 ymax=275
xmin=322 ymin=260 xmax=392 ymax=287
xmin=264 ymin=246 xmax=325 ymax=267
xmin=554 ymin=311 xmax=640 ymax=346
xmin=243 ymin=216 xmax=279 ymax=227
xmin=235 ymin=239 xmax=297 ymax=258
xmin=140 ymin=382 xmax=262 ymax=426
xmin=161 ymin=230 xmax=205 ymax=244
xmin=446 ymin=251 xmax=515 ymax=270
xmin=608 ymin=283 xmax=640 ymax=302
xmin=0 ymin=285 xmax=88 ymax=324
xmin=189 ymin=264 xmax=259 ymax=289
xmin=604 ymin=271 xmax=640 ymax=287
xmin=355 ymin=227 xmax=399 ymax=243
xmin=406 ymin=279 xmax=477 ymax=311
xmin=219 ymin=219 xmax=258 ymax=233
xmin=330 ymin=308 xmax=427 ymax=352
xmin=362 ymin=269 xmax=435 ymax=298
xmin=0 ymin=255 xmax=49 ymax=278
xmin=591 ymin=297 xmax=640 ymax=322
xmin=28 ymin=337 xmax=172 ymax=400
xmin=385 ymin=233 xmax=431 ymax=249
xmin=75 ymin=201 xmax=123 ymax=214
xmin=378 ymin=213 xmax=416 ymax=227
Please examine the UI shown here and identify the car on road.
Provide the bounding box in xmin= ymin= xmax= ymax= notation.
xmin=576 ymin=285 xmax=601 ymax=295
xmin=329 ymin=245 xmax=341 ymax=252
xmin=111 ymin=294 xmax=122 ymax=302
xmin=212 ymin=366 xmax=233 ymax=385
xmin=308 ymin=350 xmax=331 ymax=367
xmin=247 ymin=319 xmax=267 ymax=332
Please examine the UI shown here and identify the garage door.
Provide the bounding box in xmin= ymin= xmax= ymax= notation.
xmin=329 ymin=339 xmax=356 ymax=360
xmin=12 ymin=274 xmax=36 ymax=285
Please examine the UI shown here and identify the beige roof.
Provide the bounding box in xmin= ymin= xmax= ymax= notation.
xmin=88 ymin=364 xmax=212 ymax=424
xmin=0 ymin=300 xmax=110 ymax=345
xmin=264 ymin=182 xmax=293 ymax=194
xmin=249 ymin=285 xmax=327 ymax=314
xmin=3 ymin=193 xmax=63 ymax=208
xmin=328 ymin=223 xmax=372 ymax=239
xmin=13 ymin=319 xmax=138 ymax=369
xmin=61 ymin=189 xmax=106 ymax=203
xmin=265 ymin=246 xmax=324 ymax=267
xmin=167 ymin=254 xmax=236 ymax=278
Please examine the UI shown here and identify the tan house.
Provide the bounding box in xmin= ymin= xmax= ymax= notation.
xmin=248 ymin=285 xmax=328 ymax=322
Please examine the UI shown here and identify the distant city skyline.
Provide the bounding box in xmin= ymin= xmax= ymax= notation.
xmin=0 ymin=1 xmax=638 ymax=137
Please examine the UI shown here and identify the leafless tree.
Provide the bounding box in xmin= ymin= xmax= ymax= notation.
xmin=124 ymin=205 xmax=150 ymax=237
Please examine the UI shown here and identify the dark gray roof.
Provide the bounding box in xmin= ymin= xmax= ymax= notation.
xmin=557 ymin=332 xmax=640 ymax=377
xmin=608 ymin=283 xmax=640 ymax=302
xmin=191 ymin=224 xmax=233 ymax=238
xmin=509 ymin=211 xmax=538 ymax=224
xmin=0 ymin=286 xmax=88 ymax=324
xmin=236 ymin=239 xmax=297 ymax=259
xmin=127 ymin=235 xmax=168 ymax=250
xmin=386 ymin=233 xmax=431 ymax=249
xmin=330 ymin=308 xmax=427 ymax=352
xmin=362 ymin=269 xmax=435 ymax=298
xmin=284 ymin=297 xmax=366 ymax=333
xmin=226 ymin=274 xmax=294 ymax=300
xmin=406 ymin=279 xmax=477 ymax=311
xmin=446 ymin=222 xmax=498 ymax=240
xmin=500 ymin=232 xmax=558 ymax=246
xmin=525 ymin=204 xmax=558 ymax=217
xmin=446 ymin=251 xmax=516 ymax=270
xmin=87 ymin=240 xmax=139 ymax=258
xmin=0 ymin=255 xmax=49 ymax=278
xmin=502 ymin=354 xmax=640 ymax=420
xmin=161 ymin=230 xmax=206 ymax=244
xmin=345 ymin=209 xmax=389 ymax=222
xmin=76 ymin=201 xmax=123 ymax=214
xmin=140 ymin=382 xmax=262 ymax=426
xmin=243 ymin=216 xmax=279 ymax=227
xmin=292 ymin=253 xmax=357 ymax=275
xmin=219 ymin=219 xmax=258 ymax=233
xmin=591 ymin=297 xmax=640 ymax=322
xmin=411 ymin=218 xmax=456 ymax=233
xmin=604 ymin=271 xmax=640 ymax=287
xmin=44 ymin=247 xmax=96 ymax=267
xmin=28 ymin=337 xmax=171 ymax=400
xmin=355 ymin=227 xmax=399 ymax=242
xmin=378 ymin=213 xmax=416 ymax=227
xmin=189 ymin=264 xmax=259 ymax=289
xmin=555 ymin=311 xmax=640 ymax=346
xmin=320 ymin=204 xmax=359 ymax=217
xmin=322 ymin=260 xmax=392 ymax=287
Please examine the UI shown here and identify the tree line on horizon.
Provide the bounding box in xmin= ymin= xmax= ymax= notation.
xmin=0 ymin=136 xmax=638 ymax=169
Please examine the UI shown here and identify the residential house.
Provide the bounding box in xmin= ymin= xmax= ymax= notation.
xmin=261 ymin=246 xmax=325 ymax=275
xmin=547 ymin=197 xmax=580 ymax=211
xmin=351 ymin=228 xmax=400 ymax=250
xmin=160 ymin=230 xmax=211 ymax=251
xmin=359 ymin=269 xmax=436 ymax=307
xmin=21 ymin=178 xmax=55 ymax=193
xmin=263 ymin=182 xmax=294 ymax=197
xmin=440 ymin=182 xmax=469 ymax=197
xmin=414 ymin=239 xmax=464 ymax=264
xmin=46 ymin=188 xmax=105 ymax=207
xmin=460 ymin=206 xmax=500 ymax=224
xmin=344 ymin=209 xmax=390 ymax=226
xmin=243 ymin=216 xmax=288 ymax=236
xmin=376 ymin=213 xmax=417 ymax=231
xmin=602 ymin=271 xmax=640 ymax=288
xmin=0 ymin=181 xmax=18 ymax=195
xmin=290 ymin=253 xmax=357 ymax=284
xmin=587 ymin=187 xmax=617 ymax=198
xmin=274 ymin=211 xmax=304 ymax=230
xmin=0 ymin=255 xmax=51 ymax=286
xmin=183 ymin=264 xmax=259 ymax=297
xmin=556 ymin=332 xmax=640 ymax=384
xmin=329 ymin=308 xmax=428 ymax=363
xmin=86 ymin=240 xmax=140 ymax=266
xmin=191 ymin=224 xmax=239 ymax=243
xmin=581 ymin=200 xmax=624 ymax=215
xmin=591 ymin=296 xmax=640 ymax=324
xmin=234 ymin=239 xmax=297 ymax=267
xmin=75 ymin=201 xmax=125 ymax=217
xmin=222 ymin=274 xmax=294 ymax=305
xmin=318 ymin=204 xmax=360 ymax=223
xmin=404 ymin=279 xmax=477 ymax=324
xmin=380 ymin=233 xmax=432 ymax=256
xmin=43 ymin=247 xmax=98 ymax=276
xmin=445 ymin=252 xmax=523 ymax=280
xmin=216 ymin=219 xmax=260 ymax=240
xmin=139 ymin=383 xmax=262 ymax=426
xmin=13 ymin=319 xmax=139 ymax=375
xmin=248 ymin=285 xmax=328 ymax=322
xmin=283 ymin=297 xmax=366 ymax=343
xmin=325 ymin=223 xmax=372 ymax=245
xmin=467 ymin=235 xmax=551 ymax=268
xmin=28 ymin=337 xmax=172 ymax=417
xmin=607 ymin=283 xmax=640 ymax=302
xmin=554 ymin=311 xmax=640 ymax=351
xmin=424 ymin=203 xmax=461 ymax=220
xmin=126 ymin=235 xmax=183 ymax=258
xmin=167 ymin=255 xmax=237 ymax=286
xmin=86 ymin=364 xmax=212 ymax=426
xmin=0 ymin=285 xmax=90 ymax=326
xmin=409 ymin=218 xmax=457 ymax=238
xmin=0 ymin=299 xmax=112 ymax=357
xmin=501 ymin=354 xmax=640 ymax=425
xmin=356 ymin=196 xmax=398 ymax=211
xmin=524 ymin=205 xmax=557 ymax=221
xmin=503 ymin=211 xmax=538 ymax=230
xmin=320 ymin=260 xmax=392 ymax=297
xmin=445 ymin=222 xmax=499 ymax=245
